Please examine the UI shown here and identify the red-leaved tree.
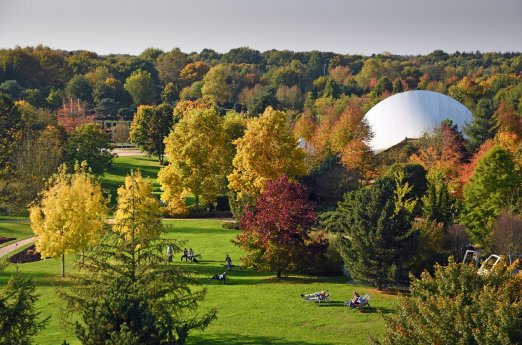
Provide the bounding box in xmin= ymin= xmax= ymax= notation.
xmin=410 ymin=121 xmax=467 ymax=183
xmin=235 ymin=175 xmax=327 ymax=278
xmin=57 ymin=100 xmax=94 ymax=133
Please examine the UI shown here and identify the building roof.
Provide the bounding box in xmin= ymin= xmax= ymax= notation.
xmin=365 ymin=90 xmax=472 ymax=152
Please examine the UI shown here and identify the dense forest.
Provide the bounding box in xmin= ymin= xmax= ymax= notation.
xmin=1 ymin=45 xmax=522 ymax=220
xmin=1 ymin=46 xmax=521 ymax=118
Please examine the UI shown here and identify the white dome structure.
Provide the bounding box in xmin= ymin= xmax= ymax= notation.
xmin=365 ymin=90 xmax=472 ymax=152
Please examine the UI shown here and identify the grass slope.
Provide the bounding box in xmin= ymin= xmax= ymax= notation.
xmin=0 ymin=220 xmax=33 ymax=247
xmin=0 ymin=219 xmax=396 ymax=345
xmin=101 ymin=155 xmax=162 ymax=207
xmin=101 ymin=155 xmax=197 ymax=209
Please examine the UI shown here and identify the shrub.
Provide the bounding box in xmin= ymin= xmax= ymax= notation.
xmin=374 ymin=260 xmax=522 ymax=345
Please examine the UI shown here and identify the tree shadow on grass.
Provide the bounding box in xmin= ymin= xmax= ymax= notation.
xmin=189 ymin=265 xmax=342 ymax=286
xmin=311 ymin=301 xmax=395 ymax=316
xmin=0 ymin=270 xmax=77 ymax=288
xmin=189 ymin=333 xmax=331 ymax=345
xmin=314 ymin=300 xmax=347 ymax=307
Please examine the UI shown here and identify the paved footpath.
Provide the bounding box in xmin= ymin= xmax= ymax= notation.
xmin=112 ymin=148 xmax=146 ymax=157
xmin=0 ymin=236 xmax=37 ymax=258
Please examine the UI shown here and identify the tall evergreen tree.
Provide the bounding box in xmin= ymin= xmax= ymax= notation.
xmin=323 ymin=178 xmax=418 ymax=289
xmin=465 ymin=98 xmax=496 ymax=152
xmin=0 ymin=268 xmax=48 ymax=345
xmin=421 ymin=171 xmax=456 ymax=227
xmin=62 ymin=172 xmax=216 ymax=344
xmin=392 ymin=79 xmax=404 ymax=94
xmin=461 ymin=146 xmax=521 ymax=249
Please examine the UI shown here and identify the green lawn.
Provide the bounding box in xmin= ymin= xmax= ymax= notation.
xmin=101 ymin=155 xmax=197 ymax=209
xmin=0 ymin=220 xmax=33 ymax=247
xmin=101 ymin=155 xmax=163 ymax=208
xmin=0 ymin=219 xmax=397 ymax=345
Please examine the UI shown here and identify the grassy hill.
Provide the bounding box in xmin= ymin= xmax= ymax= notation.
xmin=0 ymin=219 xmax=396 ymax=344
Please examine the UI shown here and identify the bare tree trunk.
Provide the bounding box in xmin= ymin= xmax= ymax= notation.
xmin=61 ymin=253 xmax=65 ymax=277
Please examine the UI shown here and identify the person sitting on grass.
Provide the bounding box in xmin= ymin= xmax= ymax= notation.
xmin=188 ymin=248 xmax=199 ymax=263
xmin=348 ymin=291 xmax=362 ymax=306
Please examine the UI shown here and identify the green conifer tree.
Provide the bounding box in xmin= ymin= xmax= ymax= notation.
xmin=323 ymin=178 xmax=418 ymax=289
xmin=462 ymin=146 xmax=521 ymax=248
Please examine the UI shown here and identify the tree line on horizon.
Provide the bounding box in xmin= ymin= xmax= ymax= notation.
xmin=0 ymin=46 xmax=520 ymax=117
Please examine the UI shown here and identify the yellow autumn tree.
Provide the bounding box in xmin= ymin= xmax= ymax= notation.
xmin=223 ymin=110 xmax=248 ymax=174
xmin=30 ymin=163 xmax=108 ymax=277
xmin=228 ymin=107 xmax=306 ymax=198
xmin=201 ymin=64 xmax=232 ymax=105
xmin=113 ymin=170 xmax=163 ymax=244
xmin=159 ymin=107 xmax=229 ymax=214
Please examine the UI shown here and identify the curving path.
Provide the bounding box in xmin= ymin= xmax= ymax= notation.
xmin=0 ymin=236 xmax=37 ymax=258
xmin=111 ymin=148 xmax=146 ymax=157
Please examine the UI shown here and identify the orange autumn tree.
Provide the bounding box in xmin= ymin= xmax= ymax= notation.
xmin=340 ymin=139 xmax=376 ymax=179
xmin=495 ymin=101 xmax=522 ymax=136
xmin=304 ymin=98 xmax=375 ymax=179
xmin=494 ymin=101 xmax=522 ymax=166
xmin=293 ymin=110 xmax=316 ymax=143
xmin=330 ymin=100 xmax=375 ymax=178
xmin=460 ymin=139 xmax=495 ymax=187
xmin=57 ymin=100 xmax=94 ymax=133
xmin=410 ymin=121 xmax=467 ymax=186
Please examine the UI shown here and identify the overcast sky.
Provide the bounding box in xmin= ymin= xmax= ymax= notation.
xmin=0 ymin=0 xmax=521 ymax=55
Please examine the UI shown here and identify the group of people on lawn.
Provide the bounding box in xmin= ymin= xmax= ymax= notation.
xmin=166 ymin=244 xmax=233 ymax=268
xmin=301 ymin=289 xmax=366 ymax=307
xmin=166 ymin=246 xmax=367 ymax=299
xmin=180 ymin=247 xmax=199 ymax=263
xmin=166 ymin=245 xmax=201 ymax=263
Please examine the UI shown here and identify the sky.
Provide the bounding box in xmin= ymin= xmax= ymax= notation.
xmin=0 ymin=0 xmax=521 ymax=56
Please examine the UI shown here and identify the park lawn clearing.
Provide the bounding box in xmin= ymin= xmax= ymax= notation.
xmin=101 ymin=155 xmax=197 ymax=208
xmin=0 ymin=219 xmax=396 ymax=344
xmin=0 ymin=220 xmax=33 ymax=248
xmin=101 ymin=155 xmax=162 ymax=207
